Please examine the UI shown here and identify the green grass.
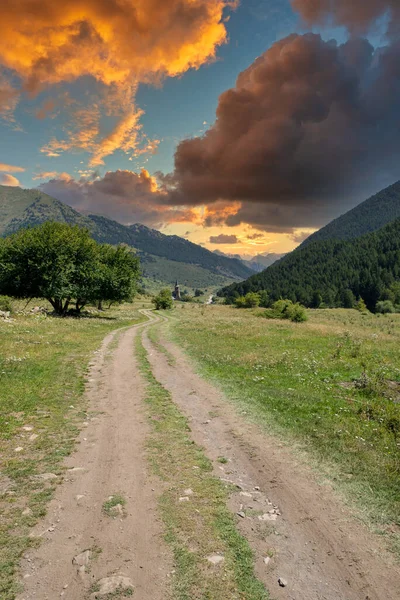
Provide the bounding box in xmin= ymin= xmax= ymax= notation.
xmin=102 ymin=495 xmax=126 ymax=518
xmin=0 ymin=300 xmax=146 ymax=600
xmin=170 ymin=305 xmax=400 ymax=552
xmin=135 ymin=331 xmax=268 ymax=600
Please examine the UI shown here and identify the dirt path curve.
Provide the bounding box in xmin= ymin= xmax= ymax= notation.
xmin=17 ymin=312 xmax=172 ymax=600
xmin=142 ymin=313 xmax=400 ymax=600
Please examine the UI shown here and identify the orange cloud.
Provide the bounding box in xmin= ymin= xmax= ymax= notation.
xmin=0 ymin=163 xmax=25 ymax=173
xmin=1 ymin=174 xmax=20 ymax=186
xmin=32 ymin=171 xmax=71 ymax=180
xmin=0 ymin=1 xmax=234 ymax=159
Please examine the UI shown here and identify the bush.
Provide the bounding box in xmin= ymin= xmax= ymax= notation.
xmin=235 ymin=292 xmax=260 ymax=309
xmin=264 ymin=299 xmax=308 ymax=322
xmin=0 ymin=295 xmax=12 ymax=312
xmin=356 ymin=298 xmax=369 ymax=313
xmin=376 ymin=300 xmax=396 ymax=314
xmin=153 ymin=289 xmax=173 ymax=310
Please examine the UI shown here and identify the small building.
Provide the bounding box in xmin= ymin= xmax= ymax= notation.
xmin=173 ymin=280 xmax=181 ymax=301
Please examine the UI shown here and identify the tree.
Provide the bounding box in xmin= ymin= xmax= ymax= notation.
xmin=95 ymin=244 xmax=140 ymax=309
xmin=311 ymin=291 xmax=322 ymax=308
xmin=153 ymin=289 xmax=173 ymax=310
xmin=0 ymin=222 xmax=140 ymax=315
xmin=194 ymin=289 xmax=203 ymax=297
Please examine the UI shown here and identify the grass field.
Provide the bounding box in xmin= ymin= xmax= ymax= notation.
xmin=0 ymin=300 xmax=147 ymax=599
xmin=170 ymin=305 xmax=400 ymax=553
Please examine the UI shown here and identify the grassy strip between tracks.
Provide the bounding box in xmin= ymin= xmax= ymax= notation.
xmin=135 ymin=330 xmax=268 ymax=600
xmin=0 ymin=300 xmax=148 ymax=600
xmin=170 ymin=304 xmax=400 ymax=555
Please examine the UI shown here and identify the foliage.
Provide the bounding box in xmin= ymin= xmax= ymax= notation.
xmin=220 ymin=219 xmax=400 ymax=312
xmin=376 ymin=300 xmax=396 ymax=314
xmin=0 ymin=295 xmax=12 ymax=312
xmin=356 ymin=298 xmax=369 ymax=313
xmin=264 ymin=299 xmax=308 ymax=322
xmin=153 ymin=288 xmax=173 ymax=310
xmin=235 ymin=292 xmax=260 ymax=308
xmin=0 ymin=222 xmax=140 ymax=315
xmin=194 ymin=289 xmax=203 ymax=297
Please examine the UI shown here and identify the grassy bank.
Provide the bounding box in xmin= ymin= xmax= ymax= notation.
xmin=170 ymin=305 xmax=400 ymax=551
xmin=0 ymin=301 xmax=147 ymax=599
xmin=136 ymin=330 xmax=268 ymax=600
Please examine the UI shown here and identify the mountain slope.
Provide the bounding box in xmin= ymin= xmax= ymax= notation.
xmin=219 ymin=218 xmax=400 ymax=310
xmin=0 ymin=185 xmax=252 ymax=285
xmin=301 ymin=180 xmax=400 ymax=247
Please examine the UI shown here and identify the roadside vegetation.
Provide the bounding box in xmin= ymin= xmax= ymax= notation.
xmin=171 ymin=305 xmax=400 ymax=554
xmin=136 ymin=331 xmax=268 ymax=600
xmin=0 ymin=300 xmax=146 ymax=599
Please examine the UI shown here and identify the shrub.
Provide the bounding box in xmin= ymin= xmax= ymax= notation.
xmin=356 ymin=298 xmax=369 ymax=313
xmin=376 ymin=300 xmax=396 ymax=314
xmin=264 ymin=299 xmax=308 ymax=322
xmin=0 ymin=295 xmax=12 ymax=312
xmin=235 ymin=292 xmax=260 ymax=308
xmin=153 ymin=289 xmax=173 ymax=310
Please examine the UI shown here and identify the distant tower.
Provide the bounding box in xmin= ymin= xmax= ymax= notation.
xmin=174 ymin=280 xmax=181 ymax=301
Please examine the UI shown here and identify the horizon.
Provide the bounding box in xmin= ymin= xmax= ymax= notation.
xmin=1 ymin=1 xmax=399 ymax=256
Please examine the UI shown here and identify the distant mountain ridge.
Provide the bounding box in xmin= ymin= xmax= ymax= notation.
xmin=213 ymin=249 xmax=286 ymax=272
xmin=300 ymin=180 xmax=400 ymax=247
xmin=0 ymin=185 xmax=253 ymax=287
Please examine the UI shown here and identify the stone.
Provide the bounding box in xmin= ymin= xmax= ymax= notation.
xmin=278 ymin=577 xmax=288 ymax=587
xmin=91 ymin=575 xmax=134 ymax=598
xmin=110 ymin=503 xmax=124 ymax=517
xmin=76 ymin=495 xmax=85 ymax=501
xmin=237 ymin=511 xmax=246 ymax=518
xmin=22 ymin=507 xmax=33 ymax=516
xmin=72 ymin=549 xmax=91 ymax=573
xmin=15 ymin=447 xmax=24 ymax=453
xmin=29 ymin=433 xmax=39 ymax=441
xmin=263 ymin=556 xmax=271 ymax=566
xmin=207 ymin=554 xmax=224 ymax=565
xmin=67 ymin=467 xmax=85 ymax=473
xmin=179 ymin=496 xmax=190 ymax=502
xmin=22 ymin=426 xmax=34 ymax=432
xmin=183 ymin=488 xmax=193 ymax=496
xmin=240 ymin=491 xmax=252 ymax=498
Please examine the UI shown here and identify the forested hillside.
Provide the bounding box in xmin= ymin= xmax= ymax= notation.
xmin=219 ymin=219 xmax=400 ymax=310
xmin=0 ymin=185 xmax=252 ymax=284
xmin=301 ymin=180 xmax=400 ymax=247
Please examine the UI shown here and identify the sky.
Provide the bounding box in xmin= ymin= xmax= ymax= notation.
xmin=1 ymin=0 xmax=399 ymax=258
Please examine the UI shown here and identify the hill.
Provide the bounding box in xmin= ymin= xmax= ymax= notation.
xmin=0 ymin=185 xmax=252 ymax=288
xmin=301 ymin=180 xmax=400 ymax=247
xmin=219 ymin=218 xmax=400 ymax=311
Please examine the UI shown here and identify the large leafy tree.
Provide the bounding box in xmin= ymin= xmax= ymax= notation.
xmin=0 ymin=222 xmax=140 ymax=315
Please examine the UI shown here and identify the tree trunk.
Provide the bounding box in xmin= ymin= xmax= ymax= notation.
xmin=98 ymin=300 xmax=103 ymax=310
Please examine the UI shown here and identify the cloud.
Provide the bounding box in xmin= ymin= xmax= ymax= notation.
xmin=209 ymin=234 xmax=238 ymax=244
xmin=0 ymin=163 xmax=25 ymax=173
xmin=1 ymin=174 xmax=20 ymax=186
xmin=32 ymin=171 xmax=70 ymax=180
xmin=290 ymin=230 xmax=311 ymax=244
xmin=162 ymin=31 xmax=400 ymax=231
xmin=292 ymin=0 xmax=400 ymax=38
xmin=39 ymin=169 xmax=196 ymax=227
xmin=0 ymin=1 xmax=234 ymax=161
xmin=247 ymin=233 xmax=264 ymax=240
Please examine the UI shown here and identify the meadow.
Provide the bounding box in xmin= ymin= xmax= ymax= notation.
xmin=171 ymin=305 xmax=400 ymax=552
xmin=0 ymin=300 xmax=147 ymax=599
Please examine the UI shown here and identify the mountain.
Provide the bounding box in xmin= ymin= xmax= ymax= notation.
xmin=0 ymin=185 xmax=252 ymax=289
xmin=300 ymin=180 xmax=400 ymax=247
xmin=213 ymin=249 xmax=286 ymax=272
xmin=248 ymin=253 xmax=287 ymax=272
xmin=219 ymin=218 xmax=400 ymax=311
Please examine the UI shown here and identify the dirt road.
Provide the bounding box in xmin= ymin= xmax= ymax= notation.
xmin=17 ymin=310 xmax=400 ymax=600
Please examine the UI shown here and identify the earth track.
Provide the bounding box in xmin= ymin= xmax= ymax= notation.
xmin=16 ymin=308 xmax=400 ymax=600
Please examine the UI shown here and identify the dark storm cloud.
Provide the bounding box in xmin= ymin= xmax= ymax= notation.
xmin=163 ymin=29 xmax=400 ymax=230
xmin=292 ymin=0 xmax=400 ymax=38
